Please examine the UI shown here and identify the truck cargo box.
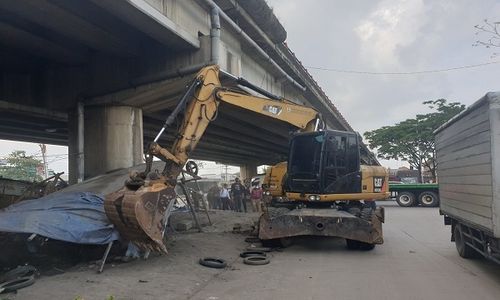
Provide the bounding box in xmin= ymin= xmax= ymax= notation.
xmin=435 ymin=92 xmax=500 ymax=238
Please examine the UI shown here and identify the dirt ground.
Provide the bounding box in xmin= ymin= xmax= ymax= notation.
xmin=6 ymin=209 xmax=261 ymax=300
xmin=6 ymin=202 xmax=500 ymax=300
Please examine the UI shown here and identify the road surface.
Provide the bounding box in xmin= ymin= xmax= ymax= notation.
xmin=11 ymin=202 xmax=500 ymax=300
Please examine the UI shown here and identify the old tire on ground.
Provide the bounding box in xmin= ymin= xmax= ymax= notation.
xmin=396 ymin=192 xmax=416 ymax=207
xmin=244 ymin=237 xmax=261 ymax=243
xmin=240 ymin=250 xmax=266 ymax=258
xmin=199 ymin=257 xmax=227 ymax=269
xmin=419 ymin=191 xmax=439 ymax=207
xmin=243 ymin=256 xmax=270 ymax=265
xmin=346 ymin=239 xmax=360 ymax=250
xmin=0 ymin=276 xmax=35 ymax=293
xmin=246 ymin=246 xmax=272 ymax=252
xmin=0 ymin=265 xmax=37 ymax=282
xmin=454 ymin=225 xmax=480 ymax=259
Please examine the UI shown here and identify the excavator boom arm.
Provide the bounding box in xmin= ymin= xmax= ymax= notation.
xmin=156 ymin=65 xmax=320 ymax=168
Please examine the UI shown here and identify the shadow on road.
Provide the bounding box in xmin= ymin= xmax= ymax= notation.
xmin=283 ymin=236 xmax=354 ymax=252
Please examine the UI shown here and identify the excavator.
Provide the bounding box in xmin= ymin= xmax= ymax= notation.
xmin=104 ymin=65 xmax=389 ymax=253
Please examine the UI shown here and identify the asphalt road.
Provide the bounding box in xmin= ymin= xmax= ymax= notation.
xmin=11 ymin=201 xmax=500 ymax=300
xmin=187 ymin=201 xmax=500 ymax=300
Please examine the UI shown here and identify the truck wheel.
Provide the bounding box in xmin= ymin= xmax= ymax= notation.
xmin=419 ymin=191 xmax=439 ymax=207
xmin=454 ymin=225 xmax=480 ymax=259
xmin=346 ymin=239 xmax=360 ymax=250
xmin=396 ymin=192 xmax=416 ymax=207
xmin=359 ymin=242 xmax=375 ymax=251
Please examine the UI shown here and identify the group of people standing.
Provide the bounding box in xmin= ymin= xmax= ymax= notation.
xmin=207 ymin=177 xmax=263 ymax=213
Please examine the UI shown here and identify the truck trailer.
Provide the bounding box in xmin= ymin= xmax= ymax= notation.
xmin=389 ymin=183 xmax=439 ymax=207
xmin=435 ymin=92 xmax=500 ymax=262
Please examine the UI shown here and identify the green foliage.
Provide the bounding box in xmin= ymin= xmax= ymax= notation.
xmin=0 ymin=150 xmax=43 ymax=182
xmin=364 ymin=99 xmax=465 ymax=181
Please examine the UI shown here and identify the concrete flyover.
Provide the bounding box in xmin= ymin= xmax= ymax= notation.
xmin=0 ymin=0 xmax=352 ymax=183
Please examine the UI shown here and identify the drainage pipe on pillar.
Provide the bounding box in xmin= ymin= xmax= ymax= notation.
xmin=76 ymin=102 xmax=84 ymax=183
xmin=202 ymin=0 xmax=306 ymax=92
xmin=210 ymin=7 xmax=221 ymax=65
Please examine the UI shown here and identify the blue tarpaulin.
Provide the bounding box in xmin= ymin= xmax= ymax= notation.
xmin=0 ymin=192 xmax=119 ymax=244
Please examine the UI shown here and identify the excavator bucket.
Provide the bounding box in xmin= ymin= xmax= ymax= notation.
xmin=104 ymin=183 xmax=176 ymax=253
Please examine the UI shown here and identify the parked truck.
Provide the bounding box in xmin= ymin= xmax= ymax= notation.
xmin=435 ymin=92 xmax=500 ymax=263
xmin=390 ymin=182 xmax=440 ymax=207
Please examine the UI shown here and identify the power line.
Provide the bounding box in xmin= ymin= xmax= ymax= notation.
xmin=305 ymin=60 xmax=500 ymax=75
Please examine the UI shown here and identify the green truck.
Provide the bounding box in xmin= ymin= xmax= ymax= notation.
xmin=389 ymin=183 xmax=439 ymax=207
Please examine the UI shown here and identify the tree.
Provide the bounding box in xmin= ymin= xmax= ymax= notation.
xmin=473 ymin=19 xmax=500 ymax=57
xmin=364 ymin=99 xmax=465 ymax=182
xmin=0 ymin=150 xmax=43 ymax=182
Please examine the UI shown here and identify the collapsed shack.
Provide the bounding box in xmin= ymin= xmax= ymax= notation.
xmin=0 ymin=173 xmax=67 ymax=209
xmin=0 ymin=192 xmax=121 ymax=276
xmin=0 ymin=162 xmax=206 ymax=278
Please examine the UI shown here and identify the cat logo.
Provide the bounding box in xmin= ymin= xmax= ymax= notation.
xmin=373 ymin=177 xmax=384 ymax=193
xmin=263 ymin=105 xmax=282 ymax=115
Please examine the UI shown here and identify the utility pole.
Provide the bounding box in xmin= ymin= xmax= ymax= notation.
xmin=39 ymin=144 xmax=48 ymax=179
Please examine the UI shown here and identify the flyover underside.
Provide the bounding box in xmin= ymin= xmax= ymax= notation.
xmin=0 ymin=0 xmax=349 ymax=168
xmin=0 ymin=75 xmax=294 ymax=166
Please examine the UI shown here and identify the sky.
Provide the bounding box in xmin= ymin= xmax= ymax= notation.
xmin=267 ymin=0 xmax=500 ymax=167
xmin=1 ymin=0 xmax=499 ymax=174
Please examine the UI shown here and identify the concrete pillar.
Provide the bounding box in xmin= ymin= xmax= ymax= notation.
xmin=68 ymin=103 xmax=84 ymax=185
xmin=240 ymin=163 xmax=258 ymax=182
xmin=83 ymin=105 xmax=143 ymax=179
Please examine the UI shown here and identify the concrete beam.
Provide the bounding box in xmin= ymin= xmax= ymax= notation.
xmin=0 ymin=0 xmax=139 ymax=56
xmin=143 ymin=127 xmax=275 ymax=160
xmin=90 ymin=0 xmax=200 ymax=49
xmin=0 ymin=100 xmax=67 ymax=121
xmin=0 ymin=131 xmax=66 ymax=146
xmin=0 ymin=123 xmax=66 ymax=139
xmin=148 ymin=134 xmax=266 ymax=165
xmin=0 ymin=20 xmax=87 ymax=64
xmin=143 ymin=115 xmax=288 ymax=154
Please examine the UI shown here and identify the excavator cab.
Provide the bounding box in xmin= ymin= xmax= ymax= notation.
xmin=287 ymin=130 xmax=362 ymax=195
xmin=259 ymin=130 xmax=388 ymax=248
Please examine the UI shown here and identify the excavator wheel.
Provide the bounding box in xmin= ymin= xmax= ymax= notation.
xmin=360 ymin=207 xmax=374 ymax=221
xmin=261 ymin=238 xmax=292 ymax=248
xmin=347 ymin=207 xmax=361 ymax=217
xmin=346 ymin=239 xmax=375 ymax=251
xmin=346 ymin=239 xmax=361 ymax=250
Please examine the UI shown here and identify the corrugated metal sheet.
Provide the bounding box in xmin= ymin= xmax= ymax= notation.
xmin=436 ymin=92 xmax=500 ymax=237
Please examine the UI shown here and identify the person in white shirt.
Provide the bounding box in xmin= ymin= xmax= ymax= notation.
xmin=219 ymin=183 xmax=231 ymax=210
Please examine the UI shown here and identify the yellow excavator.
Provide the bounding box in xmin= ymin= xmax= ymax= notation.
xmin=104 ymin=65 xmax=389 ymax=253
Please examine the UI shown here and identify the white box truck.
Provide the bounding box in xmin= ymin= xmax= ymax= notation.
xmin=435 ymin=92 xmax=500 ymax=262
